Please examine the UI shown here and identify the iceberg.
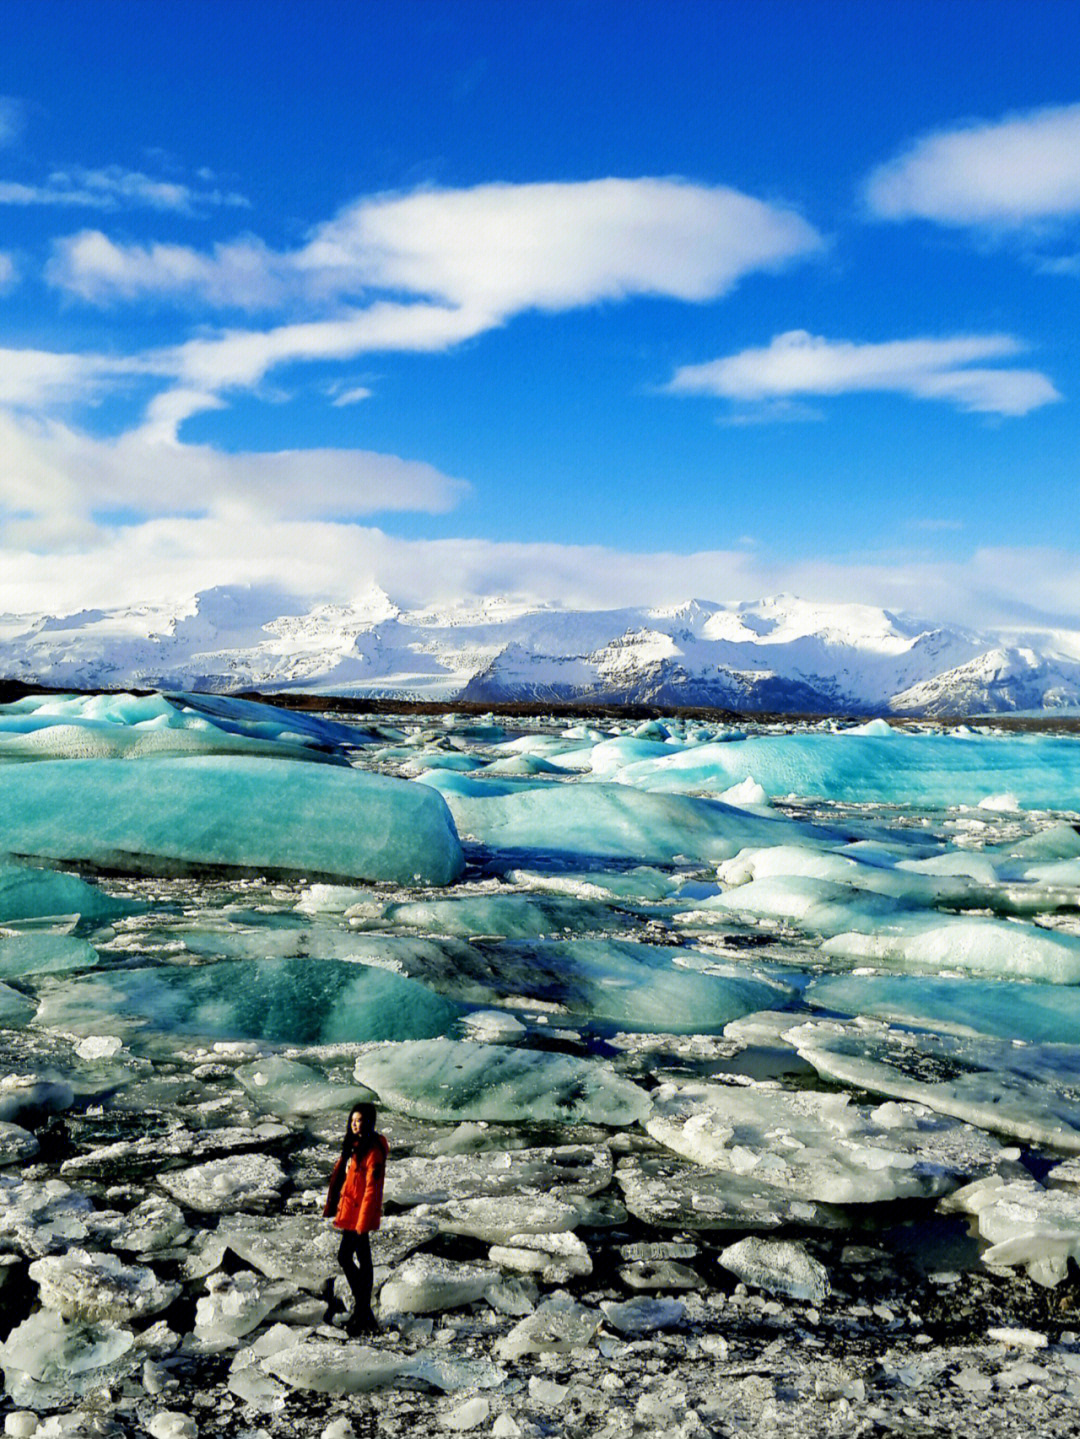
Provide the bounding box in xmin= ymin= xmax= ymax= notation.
xmin=354 ymin=1038 xmax=651 ymax=1126
xmin=35 ymin=958 xmax=466 ymax=1046
xmin=0 ymin=690 xmax=373 ymax=763
xmin=0 ymin=861 xmax=135 ymax=924
xmin=419 ymin=771 xmax=820 ymax=865
xmin=0 ymin=756 xmax=464 ymax=884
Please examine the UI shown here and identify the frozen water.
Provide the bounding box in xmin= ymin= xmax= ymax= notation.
xmin=0 ymin=1122 xmax=39 ymax=1166
xmin=0 ymin=690 xmax=373 ymax=764
xmin=0 ymin=756 xmax=463 ymax=885
xmin=419 ymin=771 xmax=814 ymax=864
xmin=36 ymin=958 xmax=465 ymax=1045
xmin=615 ymin=1152 xmax=833 ymax=1231
xmin=719 ymin=1237 xmax=831 ymax=1303
xmin=195 ymin=1270 xmax=292 ymax=1343
xmin=496 ymin=1293 xmax=601 ymax=1360
xmin=157 ymin=1154 xmax=286 ymax=1213
xmin=262 ymin=1339 xmax=408 ymax=1393
xmin=235 ymin=1056 xmax=374 ymax=1116
xmin=599 ymin=1295 xmax=685 ymax=1335
xmin=386 ymin=1145 xmax=612 ymax=1206
xmin=789 ymin=1017 xmax=1080 ymax=1152
xmin=808 ymin=974 xmax=1080 ymax=1045
xmin=645 ymin=1077 xmax=1008 ymax=1203
xmin=0 ymin=1309 xmax=139 ymax=1407
xmin=354 ymin=1039 xmax=651 ymax=1125
xmin=942 ymin=1175 xmax=1080 ymax=1287
xmin=379 ymin=1253 xmax=498 ymax=1313
xmin=29 ymin=1248 xmax=180 ymax=1324
xmin=0 ymin=933 xmax=99 ymax=980
xmin=0 ymin=861 xmax=134 ymax=924
xmin=0 ymin=982 xmax=35 ymax=1027
xmin=596 ymin=729 xmax=1080 ymax=809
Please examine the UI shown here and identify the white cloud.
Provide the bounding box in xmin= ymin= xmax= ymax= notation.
xmin=48 ymin=231 xmax=284 ymax=307
xmin=0 ymin=347 xmax=149 ymax=408
xmin=866 ymin=102 xmax=1080 ymax=227
xmin=0 ymin=408 xmax=469 ymax=527
xmin=331 ymin=386 xmax=373 ymax=406
xmin=0 ymin=166 xmax=247 ymax=213
xmin=47 ymin=176 xmax=822 ymax=318
xmin=666 ymin=330 xmax=1060 ymax=416
xmin=0 ymin=508 xmax=1077 ymax=640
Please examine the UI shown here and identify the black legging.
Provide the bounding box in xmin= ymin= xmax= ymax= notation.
xmin=338 ymin=1230 xmax=373 ymax=1314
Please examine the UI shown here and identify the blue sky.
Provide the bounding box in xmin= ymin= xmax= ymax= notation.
xmin=2 ymin=0 xmax=1079 ymax=630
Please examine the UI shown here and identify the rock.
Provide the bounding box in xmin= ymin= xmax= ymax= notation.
xmin=718 ymin=1237 xmax=831 ymax=1305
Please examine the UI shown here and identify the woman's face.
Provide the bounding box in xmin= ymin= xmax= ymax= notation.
xmin=350 ymin=1111 xmax=362 ymax=1134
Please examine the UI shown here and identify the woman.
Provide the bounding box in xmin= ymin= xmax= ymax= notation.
xmin=323 ymin=1101 xmax=389 ymax=1335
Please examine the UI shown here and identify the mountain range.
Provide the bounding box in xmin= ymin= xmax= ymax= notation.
xmin=1 ymin=585 xmax=1079 ymax=716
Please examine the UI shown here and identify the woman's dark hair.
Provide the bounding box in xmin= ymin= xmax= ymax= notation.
xmin=341 ymin=1102 xmax=377 ymax=1156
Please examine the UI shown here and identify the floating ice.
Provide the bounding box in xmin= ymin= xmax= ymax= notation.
xmin=0 ymin=1309 xmax=138 ymax=1407
xmin=719 ymin=1236 xmax=831 ymax=1304
xmin=0 ymin=691 xmax=374 ymax=764
xmin=0 ymin=933 xmax=99 ymax=980
xmin=645 ymin=1078 xmax=1007 ymax=1204
xmin=430 ymin=1192 xmax=589 ymax=1244
xmin=807 ymin=974 xmax=1080 ymax=1045
xmin=28 ymin=1248 xmax=180 ymax=1324
xmin=195 ymin=1271 xmax=292 ymax=1343
xmin=615 ymin=1152 xmax=832 ymax=1231
xmin=354 ymin=1039 xmax=650 ymax=1126
xmin=157 ymin=1154 xmax=286 ymax=1213
xmin=0 ymin=756 xmax=464 ymax=885
xmin=942 ymin=1175 xmax=1080 ymax=1287
xmin=496 ymin=1293 xmax=601 ymax=1360
xmin=789 ymin=1017 xmax=1080 ymax=1153
xmin=379 ymin=1253 xmax=498 ymax=1314
xmin=490 ymin=1231 xmax=592 ymax=1284
xmin=0 ymin=1122 xmax=39 ymax=1166
xmin=597 ymin=729 xmax=1080 ymax=809
xmin=0 ymin=982 xmax=35 ymax=1027
xmin=37 ymin=959 xmax=465 ymax=1046
xmin=349 ymin=892 xmax=627 ymax=940
xmin=186 ymin=1215 xmax=341 ymax=1294
xmin=599 ymin=1296 xmax=685 ymax=1335
xmin=262 ymin=1340 xmax=408 ymax=1393
xmin=386 ymin=1145 xmax=612 ymax=1206
xmin=235 ymin=1057 xmax=374 ymax=1117
xmin=0 ymin=862 xmax=134 ymax=924
xmin=420 ymin=772 xmax=813 ymax=865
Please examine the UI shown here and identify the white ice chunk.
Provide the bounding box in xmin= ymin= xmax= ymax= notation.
xmin=599 ymin=1296 xmax=685 ymax=1335
xmin=0 ymin=1309 xmax=138 ymax=1407
xmin=719 ymin=1236 xmax=830 ymax=1304
xmin=28 ymin=1248 xmax=180 ymax=1324
xmin=646 ymin=1078 xmax=1006 ymax=1204
xmin=496 ymin=1293 xmax=601 ymax=1360
xmin=158 ymin=1154 xmax=286 ymax=1213
xmin=942 ymin=1175 xmax=1080 ymax=1287
xmin=790 ymin=1017 xmax=1080 ymax=1153
xmin=420 ymin=772 xmax=814 ymax=866
xmin=194 ymin=1271 xmax=292 ymax=1343
xmin=355 ymin=1039 xmax=650 ymax=1127
xmin=262 ymin=1340 xmax=407 ymax=1393
xmin=379 ymin=1254 xmax=497 ymax=1314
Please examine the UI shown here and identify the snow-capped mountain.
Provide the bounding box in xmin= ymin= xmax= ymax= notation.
xmin=2 ymin=585 xmax=1079 ymax=715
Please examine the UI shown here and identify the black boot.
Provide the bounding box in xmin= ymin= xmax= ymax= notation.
xmin=345 ymin=1306 xmax=378 ymax=1336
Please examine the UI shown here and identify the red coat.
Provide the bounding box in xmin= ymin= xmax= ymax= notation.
xmin=324 ymin=1136 xmax=389 ymax=1232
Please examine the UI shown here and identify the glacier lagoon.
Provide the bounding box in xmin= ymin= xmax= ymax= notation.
xmin=2 ymin=692 xmax=1080 ymax=1430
